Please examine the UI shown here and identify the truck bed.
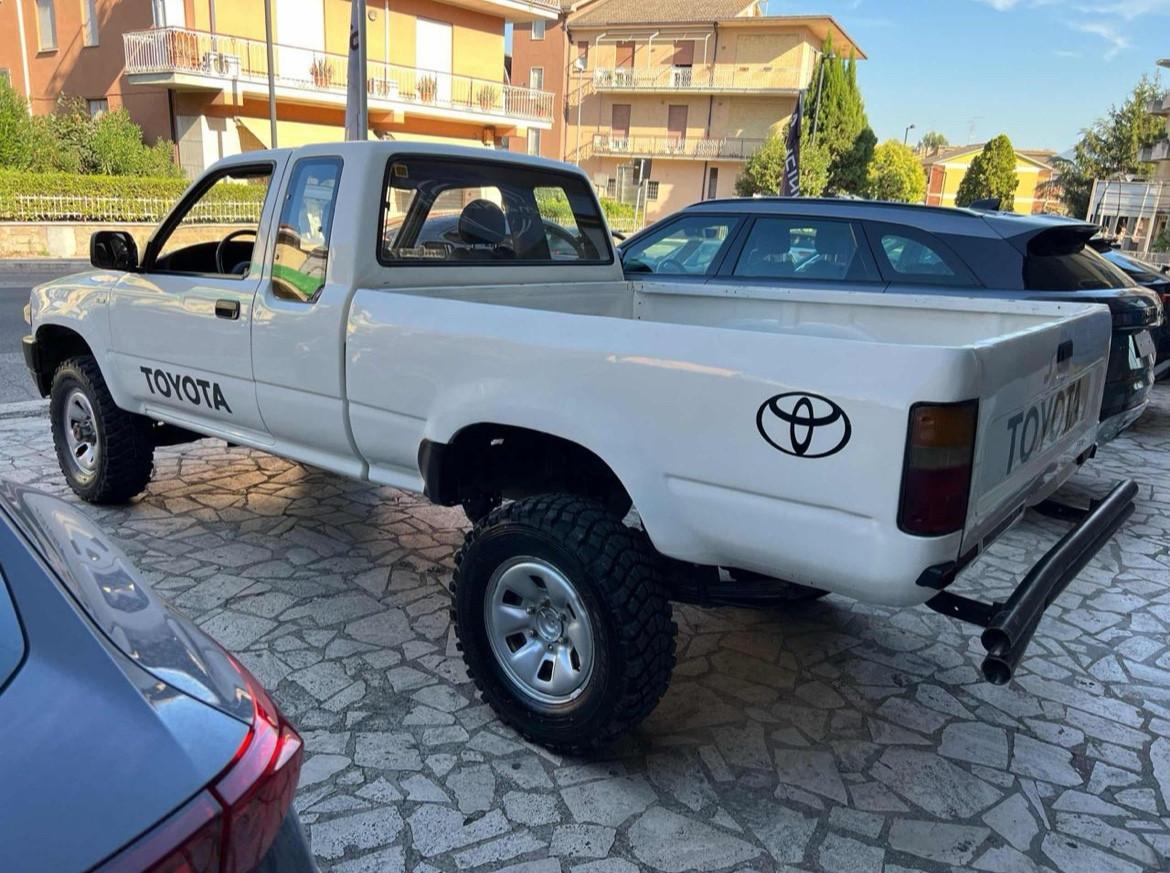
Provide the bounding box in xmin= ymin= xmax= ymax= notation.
xmin=346 ymin=280 xmax=1112 ymax=605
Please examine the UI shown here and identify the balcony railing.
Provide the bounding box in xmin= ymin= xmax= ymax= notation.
xmin=123 ymin=27 xmax=554 ymax=126
xmin=1147 ymin=91 xmax=1170 ymax=116
xmin=591 ymin=134 xmax=765 ymax=160
xmin=1138 ymin=140 xmax=1170 ymax=163
xmin=591 ymin=64 xmax=803 ymax=93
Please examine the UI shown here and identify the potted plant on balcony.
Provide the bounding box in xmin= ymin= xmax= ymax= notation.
xmin=418 ymin=74 xmax=438 ymax=104
xmin=476 ymin=85 xmax=499 ymax=112
xmin=311 ymin=57 xmax=335 ymax=88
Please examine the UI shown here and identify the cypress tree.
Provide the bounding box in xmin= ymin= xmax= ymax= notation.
xmin=955 ymin=134 xmax=1019 ymax=210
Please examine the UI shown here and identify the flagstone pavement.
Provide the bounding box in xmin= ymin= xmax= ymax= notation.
xmin=1 ymin=386 xmax=1168 ymax=873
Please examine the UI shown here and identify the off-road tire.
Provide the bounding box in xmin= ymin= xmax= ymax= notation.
xmin=451 ymin=494 xmax=676 ymax=754
xmin=50 ymin=355 xmax=154 ymax=504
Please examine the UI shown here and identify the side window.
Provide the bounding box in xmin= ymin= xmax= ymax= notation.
xmin=151 ymin=166 xmax=272 ymax=277
xmin=732 ymin=217 xmax=877 ymax=282
xmin=379 ymin=157 xmax=610 ymax=265
xmin=272 ymin=157 xmax=342 ymax=302
xmin=865 ymin=222 xmax=979 ymax=287
xmin=621 ymin=215 xmax=739 ymax=276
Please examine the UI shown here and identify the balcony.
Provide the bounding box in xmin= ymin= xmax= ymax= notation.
xmin=590 ymin=134 xmax=764 ymax=161
xmin=1147 ymin=91 xmax=1170 ymax=116
xmin=1138 ymin=140 xmax=1170 ymax=163
xmin=123 ymin=27 xmax=553 ymax=131
xmin=590 ymin=64 xmax=803 ymax=94
xmin=442 ymin=0 xmax=558 ymax=21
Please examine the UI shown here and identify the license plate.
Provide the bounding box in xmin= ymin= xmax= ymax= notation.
xmin=1134 ymin=330 xmax=1156 ymax=360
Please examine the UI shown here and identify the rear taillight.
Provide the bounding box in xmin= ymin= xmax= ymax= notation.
xmin=898 ymin=401 xmax=978 ymax=537
xmin=96 ymin=660 xmax=303 ymax=873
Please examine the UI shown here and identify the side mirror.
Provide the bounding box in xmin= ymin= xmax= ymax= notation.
xmin=90 ymin=231 xmax=139 ymax=271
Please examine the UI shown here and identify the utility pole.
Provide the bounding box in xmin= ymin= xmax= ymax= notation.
xmin=263 ymin=0 xmax=278 ymax=148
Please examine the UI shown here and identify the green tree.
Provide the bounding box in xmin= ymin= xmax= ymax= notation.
xmin=955 ymin=134 xmax=1019 ymax=210
xmin=918 ymin=131 xmax=948 ymax=154
xmin=734 ymin=133 xmax=832 ymax=197
xmin=1053 ymin=75 xmax=1165 ymax=218
xmin=805 ymin=36 xmax=872 ymax=194
xmin=867 ymin=139 xmax=926 ymax=202
xmin=735 ymin=133 xmax=785 ymax=196
xmin=0 ymin=81 xmax=37 ymax=170
xmin=89 ymin=108 xmax=178 ymax=176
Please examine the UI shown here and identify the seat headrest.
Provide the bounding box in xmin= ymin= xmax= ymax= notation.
xmin=458 ymin=199 xmax=508 ymax=246
xmin=815 ymin=224 xmax=854 ymax=259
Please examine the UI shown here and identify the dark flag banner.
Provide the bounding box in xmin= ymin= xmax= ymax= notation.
xmin=781 ymin=91 xmax=803 ymax=197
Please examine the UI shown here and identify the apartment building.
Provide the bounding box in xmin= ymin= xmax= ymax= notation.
xmin=922 ymin=144 xmax=1060 ymax=215
xmin=0 ymin=0 xmax=558 ymax=176
xmin=510 ymin=0 xmax=864 ymax=219
xmin=1141 ymin=57 xmax=1170 ymax=182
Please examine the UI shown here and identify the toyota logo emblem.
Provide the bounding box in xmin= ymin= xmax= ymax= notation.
xmin=756 ymin=392 xmax=852 ymax=458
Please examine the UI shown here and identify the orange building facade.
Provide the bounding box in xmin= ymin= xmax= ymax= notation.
xmin=0 ymin=0 xmax=558 ymax=176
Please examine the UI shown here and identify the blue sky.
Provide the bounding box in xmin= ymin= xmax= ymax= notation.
xmin=760 ymin=0 xmax=1169 ymax=152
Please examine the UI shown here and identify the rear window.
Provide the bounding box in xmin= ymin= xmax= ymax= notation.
xmin=379 ymin=157 xmax=611 ymax=266
xmin=1024 ymin=234 xmax=1132 ymax=291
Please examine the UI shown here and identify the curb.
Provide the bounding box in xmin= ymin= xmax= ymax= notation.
xmin=0 ymin=399 xmax=48 ymax=420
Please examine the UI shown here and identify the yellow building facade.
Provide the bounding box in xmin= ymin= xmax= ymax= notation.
xmin=0 ymin=0 xmax=559 ymax=177
xmin=923 ymin=144 xmax=1059 ymax=214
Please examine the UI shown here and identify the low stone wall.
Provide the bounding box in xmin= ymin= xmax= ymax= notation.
xmin=0 ymin=223 xmax=250 ymax=259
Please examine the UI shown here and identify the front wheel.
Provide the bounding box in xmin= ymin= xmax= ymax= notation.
xmin=451 ymin=494 xmax=676 ymax=754
xmin=50 ymin=356 xmax=154 ymax=504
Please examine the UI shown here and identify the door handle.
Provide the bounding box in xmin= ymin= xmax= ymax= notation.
xmin=215 ymin=299 xmax=240 ymax=320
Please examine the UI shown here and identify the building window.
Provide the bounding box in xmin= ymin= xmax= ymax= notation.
xmin=527 ymin=128 xmax=541 ymax=156
xmin=81 ymin=0 xmax=99 ymax=46
xmin=87 ymin=98 xmax=109 ymax=118
xmin=35 ymin=0 xmax=57 ymax=52
xmin=605 ymin=177 xmax=616 ymax=198
xmin=529 ymin=67 xmax=544 ymax=90
xmin=646 ymin=181 xmax=660 ymax=201
xmin=531 ymin=20 xmax=545 ymax=40
xmin=707 ymin=167 xmax=719 ymax=199
xmin=0 ymin=70 xmax=9 ymax=86
xmin=577 ymin=42 xmax=589 ymax=69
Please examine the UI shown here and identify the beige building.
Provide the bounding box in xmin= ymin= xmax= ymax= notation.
xmin=510 ymin=0 xmax=863 ymax=219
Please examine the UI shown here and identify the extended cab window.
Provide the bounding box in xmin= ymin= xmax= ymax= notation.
xmin=272 ymin=157 xmax=341 ymax=302
xmin=151 ymin=166 xmax=272 ymax=278
xmin=379 ymin=158 xmax=610 ymax=265
xmin=733 ymin=217 xmax=876 ymax=282
xmin=621 ymin=215 xmax=739 ymax=276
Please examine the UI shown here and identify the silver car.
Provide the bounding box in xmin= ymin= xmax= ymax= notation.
xmin=0 ymin=481 xmax=315 ymax=873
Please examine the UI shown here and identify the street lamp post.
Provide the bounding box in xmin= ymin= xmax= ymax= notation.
xmin=903 ymin=123 xmax=916 ymax=146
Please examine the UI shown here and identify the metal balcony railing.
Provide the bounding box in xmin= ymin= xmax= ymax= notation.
xmin=590 ymin=64 xmax=803 ymax=92
xmin=1138 ymin=140 xmax=1170 ymax=163
xmin=591 ymin=134 xmax=765 ymax=160
xmin=123 ymin=27 xmax=554 ymax=125
xmin=1147 ymin=91 xmax=1170 ymax=116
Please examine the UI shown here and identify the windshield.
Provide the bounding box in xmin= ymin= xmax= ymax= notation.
xmin=1103 ymin=250 xmax=1166 ymax=284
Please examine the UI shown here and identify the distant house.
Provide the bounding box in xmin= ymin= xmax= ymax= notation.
xmin=921 ymin=144 xmax=1062 ymax=214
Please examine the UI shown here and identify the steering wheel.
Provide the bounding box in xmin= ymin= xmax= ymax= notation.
xmin=216 ymin=229 xmax=257 ymax=275
xmin=657 ymin=256 xmax=688 ymax=274
xmin=544 ymin=221 xmax=588 ymax=259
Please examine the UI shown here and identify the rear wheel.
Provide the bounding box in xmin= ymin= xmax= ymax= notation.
xmin=451 ymin=494 xmax=676 ymax=754
xmin=50 ymin=356 xmax=154 ymax=504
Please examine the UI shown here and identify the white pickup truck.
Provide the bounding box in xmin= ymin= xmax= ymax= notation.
xmin=23 ymin=143 xmax=1136 ymax=752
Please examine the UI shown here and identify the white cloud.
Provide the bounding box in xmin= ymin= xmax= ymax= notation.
xmin=1070 ymin=20 xmax=1131 ymax=60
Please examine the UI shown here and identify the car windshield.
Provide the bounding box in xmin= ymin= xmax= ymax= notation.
xmin=1103 ymin=250 xmax=1165 ymax=284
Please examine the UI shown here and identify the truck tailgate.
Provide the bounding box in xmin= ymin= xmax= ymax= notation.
xmin=963 ymin=303 xmax=1112 ymax=551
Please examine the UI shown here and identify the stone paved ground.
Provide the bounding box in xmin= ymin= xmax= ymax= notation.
xmin=1 ymin=386 xmax=1168 ymax=873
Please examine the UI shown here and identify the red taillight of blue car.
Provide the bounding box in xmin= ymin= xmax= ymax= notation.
xmin=94 ymin=658 xmax=303 ymax=873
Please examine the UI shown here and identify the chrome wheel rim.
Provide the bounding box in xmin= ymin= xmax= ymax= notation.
xmin=63 ymin=389 xmax=99 ymax=478
xmin=484 ymin=556 xmax=595 ymax=705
